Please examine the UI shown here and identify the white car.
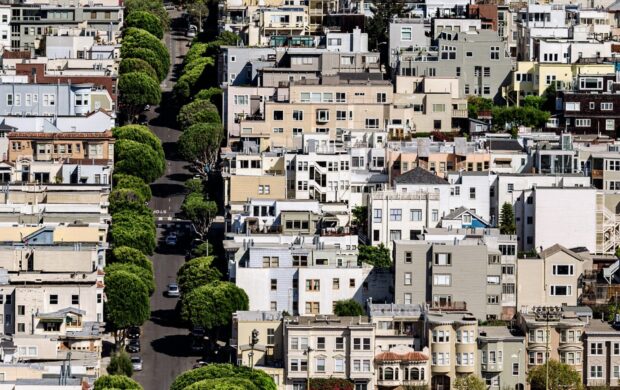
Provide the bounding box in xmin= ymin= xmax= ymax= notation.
xmin=131 ymin=356 xmax=143 ymax=371
xmin=165 ymin=233 xmax=177 ymax=246
xmin=167 ymin=283 xmax=180 ymax=298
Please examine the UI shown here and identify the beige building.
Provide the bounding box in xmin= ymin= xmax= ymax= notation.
xmin=516 ymin=245 xmax=589 ymax=310
xmin=583 ymin=319 xmax=620 ymax=387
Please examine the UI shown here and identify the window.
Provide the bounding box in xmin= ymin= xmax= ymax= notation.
xmin=292 ymin=110 xmax=304 ymax=121
xmin=336 ymin=110 xmax=347 ymax=121
xmin=390 ymin=208 xmax=402 ymax=221
xmin=607 ymin=119 xmax=615 ymax=131
xmin=273 ymin=127 xmax=283 ymax=133
xmin=565 ymin=102 xmax=580 ymax=111
xmin=404 ymin=252 xmax=412 ymax=263
xmin=434 ymin=253 xmax=451 ymax=266
xmin=487 ymin=276 xmax=500 ymax=285
xmin=404 ymin=272 xmax=412 ymax=285
xmin=590 ymin=365 xmax=603 ymax=379
xmin=71 ymin=295 xmax=79 ymax=305
xmin=576 ymin=119 xmax=591 ymax=127
xmin=552 ymin=265 xmax=574 ymax=276
xmin=305 ymin=302 xmax=320 ymax=314
xmin=43 ymin=94 xmax=55 ymax=106
xmin=273 ymin=111 xmax=284 ymax=120
xmin=17 ymin=305 xmax=24 ymax=315
xmin=390 ymin=230 xmax=401 ymax=241
xmin=305 ymin=280 xmax=320 ymax=291
xmin=6 ymin=93 xmax=12 ymax=105
xmin=490 ymin=46 xmax=500 ymax=60
xmin=234 ymin=95 xmax=248 ymax=105
xmin=365 ymin=118 xmax=379 ymax=129
xmin=487 ymin=295 xmax=499 ymax=304
xmin=270 ymin=279 xmax=277 ymax=291
xmin=316 ymin=337 xmax=325 ymax=350
xmin=267 ymin=328 xmax=275 ymax=344
xmin=601 ymin=102 xmax=613 ymax=111
xmin=590 ymin=342 xmax=603 ymax=355
xmin=502 ymin=265 xmax=515 ymax=275
xmin=334 ymin=337 xmax=344 ymax=350
xmin=373 ymin=209 xmax=382 ymax=223
xmin=316 ymin=109 xmax=329 ymax=122
xmin=49 ymin=295 xmax=58 ymax=304
xmin=410 ymin=209 xmax=422 ymax=221
xmin=433 ymin=274 xmax=451 ymax=286
xmin=432 ymin=209 xmax=438 ymax=222
xmin=376 ymin=93 xmax=387 ymax=103
xmin=401 ymin=27 xmax=412 ymax=41
xmin=432 ymin=104 xmax=445 ymax=113
xmin=469 ymin=187 xmax=476 ymax=199
xmin=17 ymin=323 xmax=25 ymax=332
xmin=550 ymin=285 xmax=572 ymax=296
xmin=349 ymin=279 xmax=356 ymax=288
xmin=334 ymin=357 xmax=344 ymax=372
xmin=404 ymin=293 xmax=412 ymax=304
xmin=353 ymin=338 xmax=371 ymax=350
xmin=499 ymin=245 xmax=516 ymax=256
xmin=333 ymin=278 xmax=340 ymax=289
xmin=270 ymin=301 xmax=277 ymax=311
xmin=336 ymin=92 xmax=346 ymax=103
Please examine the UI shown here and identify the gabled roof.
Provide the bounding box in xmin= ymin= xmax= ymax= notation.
xmin=0 ymin=120 xmax=16 ymax=132
xmin=444 ymin=207 xmax=490 ymax=225
xmin=540 ymin=244 xmax=585 ymax=262
xmin=375 ymin=351 xmax=429 ymax=362
xmin=394 ymin=167 xmax=449 ymax=185
xmin=489 ymin=139 xmax=523 ymax=151
xmin=608 ymin=0 xmax=620 ymax=11
xmin=38 ymin=307 xmax=85 ymax=320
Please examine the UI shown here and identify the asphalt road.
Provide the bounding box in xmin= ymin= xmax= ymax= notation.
xmin=131 ymin=12 xmax=200 ymax=390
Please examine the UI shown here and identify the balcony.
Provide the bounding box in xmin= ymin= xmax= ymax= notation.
xmin=452 ymin=109 xmax=468 ymax=118
xmin=370 ymin=190 xmax=440 ymax=201
xmin=428 ymin=301 xmax=467 ymax=311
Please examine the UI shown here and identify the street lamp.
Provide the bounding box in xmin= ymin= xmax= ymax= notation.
xmin=534 ymin=306 xmax=561 ymax=390
xmin=249 ymin=329 xmax=259 ymax=375
xmin=304 ymin=346 xmax=313 ymax=390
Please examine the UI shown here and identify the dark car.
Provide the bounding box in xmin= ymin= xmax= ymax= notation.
xmin=191 ymin=326 xmax=206 ymax=338
xmin=126 ymin=339 xmax=141 ymax=353
xmin=127 ymin=326 xmax=141 ymax=340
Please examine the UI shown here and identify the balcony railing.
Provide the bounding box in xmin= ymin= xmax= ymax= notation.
xmin=428 ymin=301 xmax=467 ymax=311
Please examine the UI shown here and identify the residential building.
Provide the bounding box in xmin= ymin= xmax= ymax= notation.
xmin=284 ymin=315 xmax=375 ymax=390
xmin=477 ymin=326 xmax=527 ymax=390
xmin=583 ymin=318 xmax=620 ymax=387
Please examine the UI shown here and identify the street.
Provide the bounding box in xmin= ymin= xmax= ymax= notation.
xmin=131 ymin=11 xmax=199 ymax=390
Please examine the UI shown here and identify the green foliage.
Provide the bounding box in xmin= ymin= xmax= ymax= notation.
xmin=467 ymin=96 xmax=493 ymax=119
xmin=216 ymin=31 xmax=240 ymax=45
xmin=177 ymin=256 xmax=222 ymax=295
xmin=125 ymin=11 xmax=164 ymax=39
xmin=177 ymin=99 xmax=220 ymax=129
xmin=491 ymin=105 xmax=550 ymax=132
xmin=178 ymin=122 xmax=224 ymax=173
xmin=193 ymin=87 xmax=222 ymax=104
xmin=351 ymin=206 xmax=367 ymax=232
xmin=110 ymin=209 xmax=156 ymax=255
xmin=112 ymin=246 xmax=154 ymax=274
xmin=190 ymin=241 xmax=213 ymax=258
xmin=104 ymin=271 xmax=150 ymax=332
xmin=115 ymin=139 xmax=165 ymax=183
xmin=106 ymin=262 xmax=155 ymax=296
xmin=183 ymin=377 xmax=258 ymax=390
xmin=109 ymin=189 xmax=149 ymax=215
xmin=358 ymin=244 xmax=391 ymax=268
xmin=94 ymin=375 xmax=142 ymax=390
xmin=122 ymin=28 xmax=169 ymax=71
xmin=119 ymin=58 xmax=158 ymax=82
xmin=366 ymin=0 xmax=409 ymax=50
xmin=527 ymin=360 xmax=583 ymax=390
xmin=122 ymin=47 xmax=168 ymax=82
xmin=118 ymin=72 xmax=162 ymax=118
xmin=333 ymin=299 xmax=365 ymax=316
xmin=113 ymin=174 xmax=152 ymax=202
xmin=169 ymin=363 xmax=276 ymax=390
xmin=500 ymin=202 xmax=516 ymax=235
xmin=453 ymin=375 xmax=486 ymax=390
xmin=173 ymin=57 xmax=215 ymax=103
xmin=107 ymin=351 xmax=134 ymax=377
xmin=182 ymin=192 xmax=218 ymax=238
xmin=308 ymin=378 xmax=354 ymax=390
xmin=125 ymin=0 xmax=169 ymax=29
xmin=606 ymin=301 xmax=620 ymax=322
xmin=523 ymin=95 xmax=545 ymax=110
xmin=185 ymin=178 xmax=204 ymax=194
xmin=184 ymin=42 xmax=208 ymax=64
xmin=181 ymin=282 xmax=248 ymax=329
xmin=113 ymin=125 xmax=165 ymax=160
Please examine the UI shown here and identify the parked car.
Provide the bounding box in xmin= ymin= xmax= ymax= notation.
xmin=191 ymin=338 xmax=203 ymax=352
xmin=186 ymin=25 xmax=197 ymax=37
xmin=191 ymin=326 xmax=205 ymax=338
xmin=166 ymin=283 xmax=180 ymax=298
xmin=127 ymin=326 xmax=141 ymax=339
xmin=193 ymin=360 xmax=208 ymax=369
xmin=165 ymin=233 xmax=177 ymax=246
xmin=131 ymin=356 xmax=143 ymax=371
xmin=126 ymin=339 xmax=141 ymax=353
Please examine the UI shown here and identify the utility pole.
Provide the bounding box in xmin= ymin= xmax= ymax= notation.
xmin=305 ymin=346 xmax=313 ymax=390
xmin=249 ymin=329 xmax=259 ymax=376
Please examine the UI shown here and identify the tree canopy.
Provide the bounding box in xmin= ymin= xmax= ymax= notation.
xmin=181 ymin=192 xmax=218 ymax=239
xmin=125 ymin=0 xmax=169 ymax=29
xmin=177 ymin=99 xmax=220 ymax=129
xmin=453 ymin=375 xmax=486 ymax=390
xmin=308 ymin=378 xmax=354 ymax=390
xmin=467 ymin=96 xmax=493 ymax=119
xmin=178 ymin=122 xmax=224 ymax=174
xmin=110 ymin=209 xmax=156 ymax=255
xmin=185 ymin=178 xmax=204 ymax=194
xmin=114 ymin=174 xmax=152 ymax=203
xmin=119 ymin=72 xmax=162 ymax=119
xmin=358 ymin=244 xmax=391 ymax=268
xmin=115 ymin=138 xmax=165 ymax=183
xmin=94 ymin=375 xmax=143 ymax=390
xmin=113 ymin=125 xmax=165 ymax=160
xmin=173 ymin=57 xmax=215 ymax=103
xmin=491 ymin=105 xmax=550 ymax=132
xmin=181 ymin=282 xmax=248 ymax=329
xmin=333 ymin=299 xmax=365 ymax=316
xmin=119 ymin=58 xmax=158 ymax=82
xmin=500 ymin=202 xmax=516 ymax=235
xmin=177 ymin=256 xmax=222 ymax=295
xmin=125 ymin=11 xmax=164 ymax=39
xmin=183 ymin=377 xmax=259 ymax=390
xmin=106 ymin=262 xmax=155 ymax=296
xmin=528 ymin=360 xmax=583 ymax=390
xmin=121 ymin=28 xmax=170 ymax=71
xmin=106 ymin=351 xmax=134 ymax=377
xmin=104 ymin=271 xmax=150 ymax=339
xmin=122 ymin=47 xmax=168 ymax=82
xmin=366 ymin=1 xmax=409 ymax=50
xmin=112 ymin=246 xmax=154 ymax=273
xmin=109 ymin=188 xmax=150 ymax=215
xmin=170 ymin=364 xmax=276 ymax=390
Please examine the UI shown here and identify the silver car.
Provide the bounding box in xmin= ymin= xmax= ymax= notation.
xmin=131 ymin=356 xmax=143 ymax=371
xmin=166 ymin=283 xmax=180 ymax=298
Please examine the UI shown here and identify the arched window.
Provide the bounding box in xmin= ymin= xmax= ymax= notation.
xmin=411 ymin=367 xmax=420 ymax=380
xmin=420 ymin=367 xmax=425 ymax=380
xmin=403 ymin=367 xmax=409 ymax=381
xmin=394 ymin=367 xmax=399 ymax=380
xmin=384 ymin=367 xmax=394 ymax=380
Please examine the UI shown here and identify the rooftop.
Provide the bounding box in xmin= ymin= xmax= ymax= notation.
xmin=286 ymin=315 xmax=372 ymax=327
xmin=369 ymin=303 xmax=424 ymax=318
xmin=235 ymin=311 xmax=283 ymax=322
xmin=394 ymin=166 xmax=449 ymax=185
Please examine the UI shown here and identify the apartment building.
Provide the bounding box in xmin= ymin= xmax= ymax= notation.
xmin=396 ymin=29 xmax=513 ymax=103
xmin=284 ymin=315 xmax=375 ymax=390
xmin=516 ymin=3 xmax=571 ymax=62
xmin=393 ymin=228 xmax=518 ymax=320
xmin=516 ymin=307 xmax=587 ymax=377
xmin=225 ymin=234 xmax=392 ymax=315
xmin=476 ymin=326 xmax=526 ymax=390
xmin=583 ymin=319 xmax=620 ymax=387
xmin=425 ymin=311 xmax=478 ymax=390
xmin=517 ymin=245 xmax=589 ymax=310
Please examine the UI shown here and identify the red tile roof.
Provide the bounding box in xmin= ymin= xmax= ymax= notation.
xmin=375 ymin=351 xmax=429 ymax=362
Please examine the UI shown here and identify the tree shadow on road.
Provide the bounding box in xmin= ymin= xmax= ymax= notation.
xmin=150 ymin=334 xmax=193 ymax=357
xmin=150 ymin=308 xmax=186 ymax=328
xmin=150 ymin=183 xmax=187 ymax=198
xmin=167 ymin=173 xmax=193 ymax=182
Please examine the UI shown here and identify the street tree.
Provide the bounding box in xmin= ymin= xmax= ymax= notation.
xmin=177 ymin=99 xmax=220 ymax=129
xmin=366 ymin=1 xmax=409 ymax=51
xmin=113 ymin=125 xmax=165 ymax=160
xmin=193 ymin=87 xmax=222 ymax=105
xmin=122 ymin=47 xmax=168 ymax=81
xmin=181 ymin=192 xmax=217 ymax=239
xmin=110 ymin=210 xmax=156 ymax=255
xmin=121 ymin=28 xmax=170 ymax=72
xmin=125 ymin=0 xmax=169 ymax=28
xmin=527 ymin=360 xmax=583 ymax=390
xmin=176 ymin=256 xmax=222 ymax=294
xmin=178 ymin=122 xmax=223 ymax=174
xmin=115 ymin=139 xmax=165 ymax=183
xmin=185 ymin=178 xmax=204 ymax=194
xmin=170 ymin=363 xmax=276 ymax=390
xmin=358 ymin=244 xmax=391 ymax=268
xmin=500 ymin=202 xmax=516 ymax=235
xmin=183 ymin=378 xmax=258 ymax=390
xmin=125 ymin=11 xmax=164 ymax=39
xmin=173 ymin=57 xmax=215 ymax=103
xmin=107 ymin=351 xmax=134 ymax=376
xmin=118 ymin=72 xmax=162 ymax=120
xmin=109 ymin=188 xmax=150 ymax=215
xmin=94 ymin=375 xmax=142 ymax=390
xmin=351 ymin=206 xmax=367 ymax=233
xmin=180 ymin=282 xmax=248 ymax=329
xmin=309 ymin=379 xmax=354 ymax=390
xmin=333 ymin=299 xmax=365 ymax=316
xmin=106 ymin=262 xmax=155 ymax=296
xmin=119 ymin=58 xmax=158 ymax=82
xmin=453 ymin=375 xmax=486 ymax=390
xmin=113 ymin=173 xmax=152 ymax=203
xmin=112 ymin=246 xmax=153 ymax=274
xmin=104 ymin=271 xmax=150 ymax=346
